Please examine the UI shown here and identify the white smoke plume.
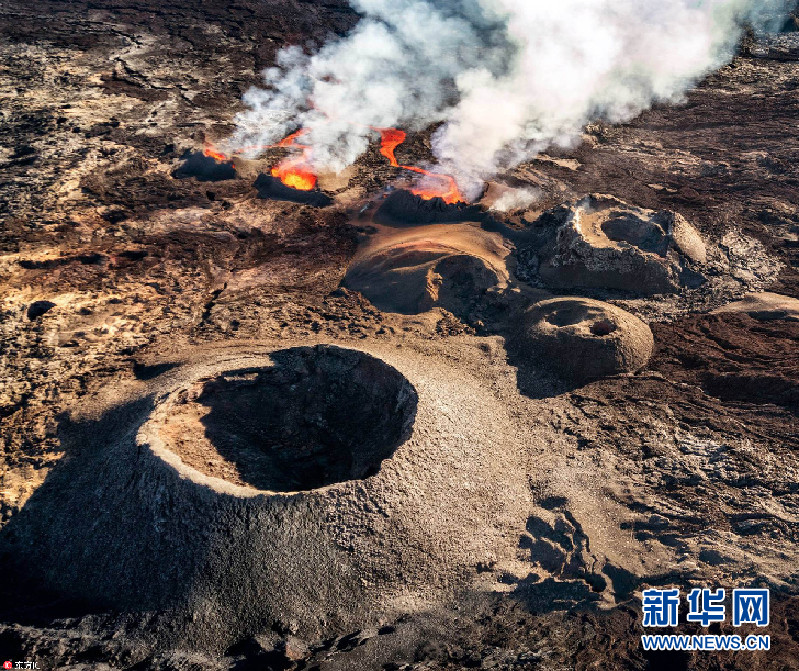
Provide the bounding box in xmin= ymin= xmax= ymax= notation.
xmin=489 ymin=187 xmax=542 ymax=212
xmin=229 ymin=0 xmax=796 ymax=199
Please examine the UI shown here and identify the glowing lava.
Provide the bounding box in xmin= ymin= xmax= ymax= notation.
xmin=374 ymin=127 xmax=406 ymax=167
xmin=203 ymin=125 xmax=463 ymax=200
xmin=271 ymin=155 xmax=317 ymax=191
xmin=203 ymin=144 xmax=229 ymax=162
xmin=404 ymin=166 xmax=463 ymax=205
xmin=271 ymin=129 xmax=317 ymax=190
xmin=277 ymin=129 xmax=309 ymax=148
xmin=372 ymin=127 xmax=463 ymax=204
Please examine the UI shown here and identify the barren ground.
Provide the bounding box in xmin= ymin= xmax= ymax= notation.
xmin=1 ymin=1 xmax=798 ymax=669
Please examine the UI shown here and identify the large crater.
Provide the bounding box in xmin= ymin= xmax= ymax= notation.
xmin=159 ymin=345 xmax=417 ymax=492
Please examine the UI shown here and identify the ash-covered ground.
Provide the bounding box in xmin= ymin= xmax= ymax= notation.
xmin=1 ymin=1 xmax=799 ymax=669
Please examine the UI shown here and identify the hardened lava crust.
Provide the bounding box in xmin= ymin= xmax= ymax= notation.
xmin=1 ymin=0 xmax=799 ymax=669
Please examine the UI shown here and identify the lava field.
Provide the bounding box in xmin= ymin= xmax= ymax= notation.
xmin=1 ymin=1 xmax=799 ymax=670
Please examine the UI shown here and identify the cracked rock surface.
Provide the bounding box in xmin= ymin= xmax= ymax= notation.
xmin=535 ymin=194 xmax=709 ymax=295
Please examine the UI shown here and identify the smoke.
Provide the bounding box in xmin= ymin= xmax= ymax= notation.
xmin=489 ymin=187 xmax=541 ymax=212
xmin=229 ymin=0 xmax=796 ymax=199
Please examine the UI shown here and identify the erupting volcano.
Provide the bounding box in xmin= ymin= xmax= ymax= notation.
xmin=373 ymin=127 xmax=464 ymax=204
xmin=269 ymin=129 xmax=317 ymax=191
xmin=203 ymin=125 xmax=464 ymax=201
xmin=203 ymin=130 xmax=318 ymax=192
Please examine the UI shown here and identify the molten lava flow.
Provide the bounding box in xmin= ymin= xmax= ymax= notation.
xmin=271 ymin=128 xmax=316 ymax=190
xmin=277 ymin=129 xmax=310 ymax=148
xmin=374 ymin=127 xmax=406 ymax=167
xmin=372 ymin=127 xmax=464 ymax=204
xmin=203 ymin=144 xmax=229 ymax=162
xmin=406 ymin=168 xmax=463 ymax=205
xmin=271 ymin=155 xmax=317 ymax=191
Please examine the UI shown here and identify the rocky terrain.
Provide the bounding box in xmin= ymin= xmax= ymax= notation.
xmin=1 ymin=1 xmax=799 ymax=669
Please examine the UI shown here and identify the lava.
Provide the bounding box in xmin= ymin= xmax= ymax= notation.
xmin=271 ymin=128 xmax=316 ymax=190
xmin=271 ymin=155 xmax=317 ymax=191
xmin=374 ymin=127 xmax=406 ymax=168
xmin=372 ymin=127 xmax=464 ymax=204
xmin=277 ymin=129 xmax=310 ymax=148
xmin=405 ymin=167 xmax=463 ymax=205
xmin=203 ymin=125 xmax=463 ymax=200
xmin=203 ymin=144 xmax=229 ymax=162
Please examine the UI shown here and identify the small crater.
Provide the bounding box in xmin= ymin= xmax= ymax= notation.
xmin=172 ymin=150 xmax=236 ymax=182
xmin=544 ymin=306 xmax=584 ymax=327
xmin=600 ymin=212 xmax=668 ymax=255
xmin=590 ymin=320 xmax=618 ymax=336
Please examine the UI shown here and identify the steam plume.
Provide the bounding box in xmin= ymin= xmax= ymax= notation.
xmin=229 ymin=0 xmax=796 ymax=198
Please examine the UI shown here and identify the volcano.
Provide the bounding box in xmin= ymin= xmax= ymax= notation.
xmin=253 ymin=173 xmax=333 ymax=206
xmin=375 ymin=188 xmax=485 ymax=225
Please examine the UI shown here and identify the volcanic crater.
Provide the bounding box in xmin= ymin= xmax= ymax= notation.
xmin=2 ymin=2 xmax=799 ymax=670
xmin=159 ymin=346 xmax=417 ymax=492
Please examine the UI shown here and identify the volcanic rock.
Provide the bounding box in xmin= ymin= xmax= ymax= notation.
xmin=518 ymin=297 xmax=654 ymax=383
xmin=343 ymin=223 xmax=511 ymax=315
xmin=172 ymin=150 xmax=236 ymax=182
xmin=374 ymin=189 xmax=484 ymax=226
xmin=534 ymin=194 xmax=707 ymax=295
xmin=711 ymin=291 xmax=799 ymax=321
xmin=26 ymin=300 xmax=56 ymax=320
xmin=253 ymin=174 xmax=332 ymax=207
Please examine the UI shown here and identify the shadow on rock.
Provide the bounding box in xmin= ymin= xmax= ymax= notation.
xmin=172 ymin=151 xmax=236 ymax=182
xmin=195 ymin=346 xmax=418 ymax=492
xmin=0 ymin=397 xmax=158 ymax=625
xmin=512 ymin=576 xmax=602 ymax=615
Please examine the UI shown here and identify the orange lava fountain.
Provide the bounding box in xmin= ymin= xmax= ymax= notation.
xmin=270 ymin=129 xmax=316 ymax=190
xmin=372 ymin=127 xmax=464 ymax=204
xmin=271 ymin=155 xmax=317 ymax=191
